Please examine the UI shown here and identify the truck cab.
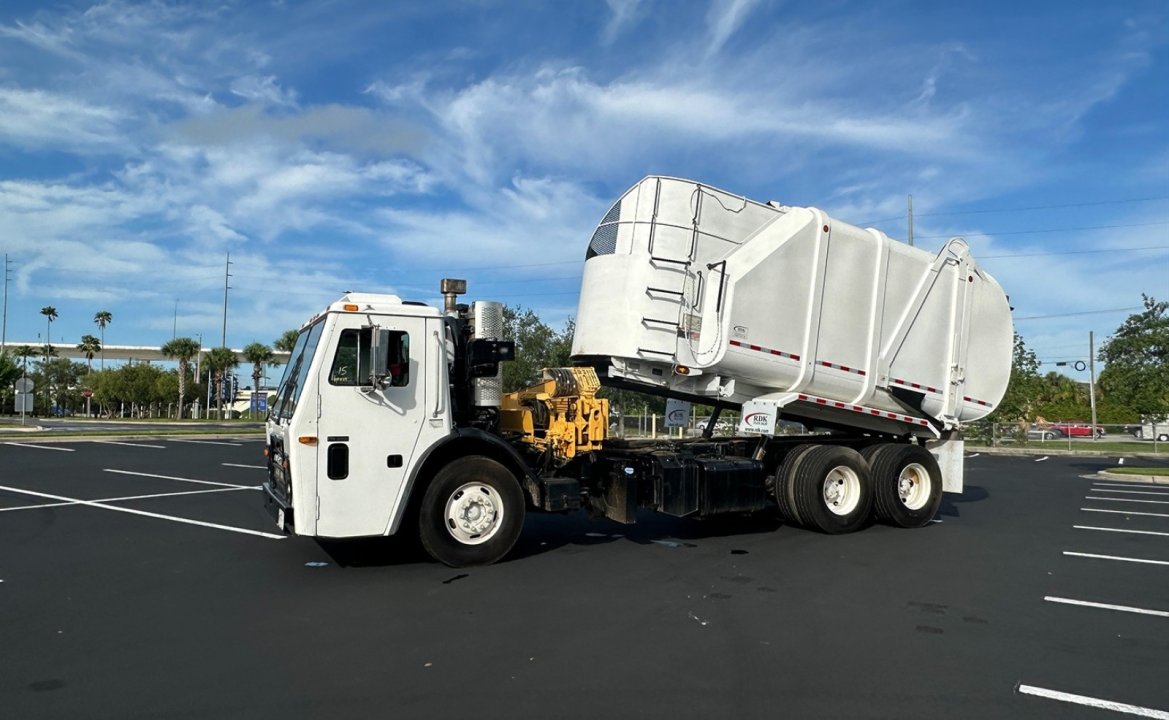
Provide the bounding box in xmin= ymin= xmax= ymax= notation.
xmin=265 ymin=294 xmax=450 ymax=538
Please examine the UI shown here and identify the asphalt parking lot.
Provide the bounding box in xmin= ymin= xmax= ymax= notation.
xmin=2 ymin=441 xmax=1167 ymax=720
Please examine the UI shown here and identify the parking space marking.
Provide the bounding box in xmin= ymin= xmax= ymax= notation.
xmin=1086 ymin=497 xmax=1169 ymax=505
xmin=0 ymin=486 xmax=252 ymax=513
xmin=170 ymin=439 xmax=243 ymax=447
xmin=1094 ymin=482 xmax=1165 ymax=489
xmin=92 ymin=440 xmax=167 ymax=449
xmin=4 ymin=442 xmax=75 ymax=452
xmin=1044 ymin=596 xmax=1169 ymax=618
xmin=103 ymin=468 xmax=254 ymax=490
xmin=222 ymin=463 xmax=266 ymax=470
xmin=1064 ymin=551 xmax=1169 ymax=567
xmin=0 ymin=484 xmax=286 ymax=539
xmin=1018 ymin=684 xmax=1169 ymax=719
xmin=1092 ymin=489 xmax=1169 ymax=497
xmin=1074 ymin=525 xmax=1169 ymax=538
xmin=1082 ymin=508 xmax=1169 ymax=519
xmin=1035 ymin=456 xmax=1049 ymax=462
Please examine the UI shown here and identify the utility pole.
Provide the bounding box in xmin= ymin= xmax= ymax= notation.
xmin=907 ymin=195 xmax=914 ymax=247
xmin=2 ymin=253 xmax=10 ymax=352
xmin=221 ymin=251 xmax=232 ymax=347
xmin=1089 ymin=331 xmax=1099 ymax=441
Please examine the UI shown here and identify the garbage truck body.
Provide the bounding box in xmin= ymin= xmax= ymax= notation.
xmin=263 ymin=176 xmax=1013 ymax=566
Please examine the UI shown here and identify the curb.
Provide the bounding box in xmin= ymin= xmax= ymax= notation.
xmin=1098 ymin=470 xmax=1169 ymax=485
xmin=965 ymin=446 xmax=1166 ymax=461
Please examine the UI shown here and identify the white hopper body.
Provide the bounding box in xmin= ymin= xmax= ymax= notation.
xmin=571 ymin=176 xmax=1013 ymax=437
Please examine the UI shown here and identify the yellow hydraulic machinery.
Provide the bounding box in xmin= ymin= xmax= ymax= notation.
xmin=500 ymin=367 xmax=609 ymax=463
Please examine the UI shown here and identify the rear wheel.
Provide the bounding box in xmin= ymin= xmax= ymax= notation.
xmin=791 ymin=445 xmax=873 ymax=534
xmin=1158 ymin=433 xmax=1169 ymax=443
xmin=419 ymin=457 xmax=525 ymax=567
xmin=869 ymin=444 xmax=943 ymax=528
xmin=775 ymin=444 xmax=817 ymax=527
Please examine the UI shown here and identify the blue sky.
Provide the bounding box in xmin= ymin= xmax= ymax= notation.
xmin=0 ymin=0 xmax=1165 ymax=383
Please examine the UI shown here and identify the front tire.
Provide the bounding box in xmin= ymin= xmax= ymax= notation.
xmin=419 ymin=457 xmax=525 ymax=567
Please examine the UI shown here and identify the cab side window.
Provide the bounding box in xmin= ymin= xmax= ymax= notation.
xmin=329 ymin=328 xmax=410 ymax=387
xmin=329 ymin=329 xmax=368 ymax=386
xmin=387 ymin=331 xmax=410 ymax=387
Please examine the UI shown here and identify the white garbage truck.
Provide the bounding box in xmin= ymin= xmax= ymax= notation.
xmin=263 ymin=176 xmax=1013 ymax=566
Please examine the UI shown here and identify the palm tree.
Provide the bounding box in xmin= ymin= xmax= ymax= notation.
xmin=242 ymin=342 xmax=275 ymax=417
xmin=274 ymin=329 xmax=299 ymax=353
xmin=40 ymin=306 xmax=57 ymax=357
xmin=161 ymin=336 xmax=201 ymax=419
xmin=76 ymin=334 xmax=101 ymax=370
xmin=204 ymin=346 xmax=240 ymax=420
xmin=94 ymin=311 xmax=112 ymax=370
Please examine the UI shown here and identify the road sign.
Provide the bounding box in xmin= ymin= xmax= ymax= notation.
xmin=15 ymin=393 xmax=33 ymax=412
xmin=82 ymin=389 xmax=93 ymax=398
xmin=15 ymin=377 xmax=33 ymax=393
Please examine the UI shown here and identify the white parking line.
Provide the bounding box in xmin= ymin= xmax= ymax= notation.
xmin=92 ymin=440 xmax=167 ymax=449
xmin=0 ymin=484 xmax=285 ymax=539
xmin=1018 ymin=684 xmax=1169 ymax=719
xmin=1086 ymin=497 xmax=1169 ymax=505
xmin=1044 ymin=596 xmax=1169 ymax=618
xmin=1094 ymin=481 xmax=1167 ymax=489
xmin=4 ymin=442 xmax=75 ymax=452
xmin=222 ymin=463 xmax=266 ymax=470
xmin=1035 ymin=456 xmax=1049 ymax=462
xmin=1092 ymin=489 xmax=1169 ymax=497
xmin=0 ymin=486 xmax=253 ymax=513
xmin=1064 ymin=551 xmax=1169 ymax=567
xmin=103 ymin=468 xmax=253 ymax=490
xmin=1074 ymin=525 xmax=1169 ymax=537
xmin=1082 ymin=508 xmax=1169 ymax=519
xmin=170 ymin=439 xmax=243 ymax=447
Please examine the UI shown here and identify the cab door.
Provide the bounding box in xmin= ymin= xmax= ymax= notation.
xmin=314 ymin=313 xmax=429 ymax=537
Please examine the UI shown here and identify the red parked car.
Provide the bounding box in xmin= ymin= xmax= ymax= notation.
xmin=1048 ymin=422 xmax=1105 ymax=438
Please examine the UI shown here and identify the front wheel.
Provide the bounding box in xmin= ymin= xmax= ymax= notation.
xmin=419 ymin=457 xmax=525 ymax=567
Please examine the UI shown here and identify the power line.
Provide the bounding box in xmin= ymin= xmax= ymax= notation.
xmin=980 ymin=245 xmax=1169 ymax=260
xmin=859 ymin=194 xmax=1169 ymax=226
xmin=1014 ymin=307 xmax=1141 ymax=321
xmin=916 ymin=220 xmax=1169 ymax=240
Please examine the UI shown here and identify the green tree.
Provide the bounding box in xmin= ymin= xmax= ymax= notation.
xmin=161 ymin=337 xmax=202 ymax=419
xmin=242 ymin=342 xmax=275 ymax=417
xmin=274 ymin=329 xmax=299 ymax=352
xmin=38 ymin=356 xmax=87 ymax=415
xmin=204 ymin=346 xmax=240 ymax=419
xmin=76 ymin=334 xmax=102 ymax=370
xmin=986 ymin=332 xmax=1042 ymax=424
xmin=1098 ymin=296 xmax=1169 ymax=419
xmin=500 ymin=306 xmax=574 ymax=392
xmin=40 ymin=306 xmax=58 ymax=356
xmin=94 ymin=310 xmax=113 ymax=370
xmin=0 ymin=352 xmax=20 ymax=412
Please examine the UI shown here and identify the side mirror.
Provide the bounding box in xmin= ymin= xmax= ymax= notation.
xmin=367 ymin=328 xmax=392 ymax=390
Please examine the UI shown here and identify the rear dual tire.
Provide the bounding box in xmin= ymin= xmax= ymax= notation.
xmin=777 ymin=445 xmax=873 ymax=534
xmin=865 ymin=443 xmax=943 ymax=529
xmin=776 ymin=443 xmax=943 ymax=532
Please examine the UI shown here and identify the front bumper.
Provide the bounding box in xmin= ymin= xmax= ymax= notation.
xmin=262 ymin=482 xmax=294 ymax=534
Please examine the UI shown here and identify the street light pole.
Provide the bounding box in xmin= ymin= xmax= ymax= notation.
xmin=221 ymin=252 xmax=232 ymax=347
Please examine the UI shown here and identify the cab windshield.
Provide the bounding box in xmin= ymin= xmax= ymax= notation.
xmin=270 ymin=321 xmax=325 ymax=421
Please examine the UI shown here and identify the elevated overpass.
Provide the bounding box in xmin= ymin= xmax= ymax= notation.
xmin=2 ymin=343 xmax=291 ymax=367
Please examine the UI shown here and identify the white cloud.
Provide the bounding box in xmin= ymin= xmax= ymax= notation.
xmin=705 ymin=0 xmax=762 ymax=57
xmin=229 ymin=74 xmax=298 ymax=107
xmin=0 ymin=87 xmax=127 ymax=151
xmin=601 ymin=0 xmax=646 ymax=45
